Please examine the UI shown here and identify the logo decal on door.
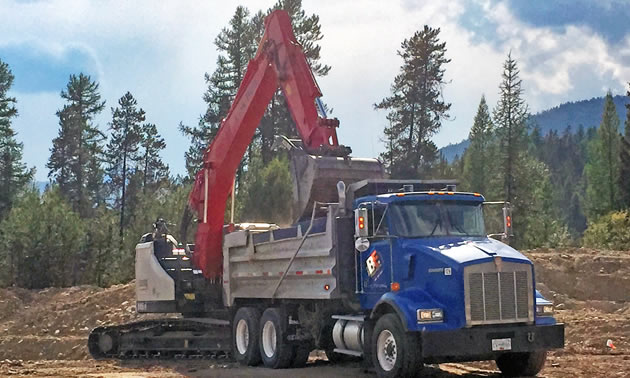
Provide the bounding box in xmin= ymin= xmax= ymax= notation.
xmin=366 ymin=250 xmax=382 ymax=277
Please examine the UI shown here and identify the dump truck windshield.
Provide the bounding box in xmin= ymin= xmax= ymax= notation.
xmin=389 ymin=200 xmax=485 ymax=238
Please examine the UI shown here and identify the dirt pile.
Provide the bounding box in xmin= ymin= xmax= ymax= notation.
xmin=0 ymin=281 xmax=158 ymax=360
xmin=527 ymin=248 xmax=630 ymax=355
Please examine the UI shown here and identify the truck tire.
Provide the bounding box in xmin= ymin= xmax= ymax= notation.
xmin=233 ymin=307 xmax=262 ymax=366
xmin=259 ymin=307 xmax=293 ymax=369
xmin=371 ymin=314 xmax=421 ymax=378
xmin=495 ymin=351 xmax=547 ymax=377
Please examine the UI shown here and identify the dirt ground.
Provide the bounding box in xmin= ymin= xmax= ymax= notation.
xmin=0 ymin=247 xmax=628 ymax=377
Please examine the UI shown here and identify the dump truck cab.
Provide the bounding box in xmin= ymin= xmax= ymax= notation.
xmin=347 ymin=181 xmax=563 ymax=376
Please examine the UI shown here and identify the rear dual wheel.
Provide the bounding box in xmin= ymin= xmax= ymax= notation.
xmin=259 ymin=307 xmax=295 ymax=369
xmin=233 ymin=307 xmax=262 ymax=366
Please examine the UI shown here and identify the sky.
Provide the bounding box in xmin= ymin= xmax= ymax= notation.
xmin=1 ymin=0 xmax=630 ymax=181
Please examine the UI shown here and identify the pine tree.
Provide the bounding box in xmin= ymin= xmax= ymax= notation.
xmin=0 ymin=59 xmax=33 ymax=219
xmin=181 ymin=6 xmax=257 ymax=178
xmin=493 ymin=53 xmax=528 ymax=203
xmin=585 ymin=91 xmax=620 ymax=218
xmin=618 ymin=83 xmax=630 ymax=208
xmin=140 ymin=123 xmax=168 ymax=192
xmin=106 ymin=92 xmax=145 ymax=239
xmin=462 ymin=95 xmax=493 ymax=194
xmin=47 ymin=73 xmax=106 ymax=217
xmin=375 ymin=25 xmax=451 ymax=178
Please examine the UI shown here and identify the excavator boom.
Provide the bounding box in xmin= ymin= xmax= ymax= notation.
xmin=189 ymin=10 xmax=382 ymax=279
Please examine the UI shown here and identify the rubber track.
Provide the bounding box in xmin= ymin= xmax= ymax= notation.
xmin=88 ymin=318 xmax=233 ymax=360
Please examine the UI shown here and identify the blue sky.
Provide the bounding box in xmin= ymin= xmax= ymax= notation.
xmin=1 ymin=0 xmax=629 ymax=181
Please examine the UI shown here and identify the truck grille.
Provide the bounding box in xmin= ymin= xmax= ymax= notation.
xmin=465 ymin=261 xmax=533 ymax=326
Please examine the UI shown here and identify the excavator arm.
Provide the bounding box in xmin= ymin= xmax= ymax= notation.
xmin=189 ymin=10 xmax=381 ymax=279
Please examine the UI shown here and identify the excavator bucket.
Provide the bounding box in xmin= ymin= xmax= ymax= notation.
xmin=289 ymin=149 xmax=385 ymax=221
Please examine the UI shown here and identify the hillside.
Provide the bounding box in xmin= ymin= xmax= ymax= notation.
xmin=440 ymin=95 xmax=630 ymax=162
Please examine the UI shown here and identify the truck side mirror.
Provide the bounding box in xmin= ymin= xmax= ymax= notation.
xmin=355 ymin=208 xmax=369 ymax=237
xmin=502 ymin=204 xmax=513 ymax=237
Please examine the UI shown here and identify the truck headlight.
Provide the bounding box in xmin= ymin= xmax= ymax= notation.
xmin=417 ymin=308 xmax=443 ymax=323
xmin=536 ymin=304 xmax=554 ymax=316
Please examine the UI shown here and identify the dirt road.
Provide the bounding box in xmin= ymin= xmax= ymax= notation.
xmin=0 ymin=248 xmax=628 ymax=377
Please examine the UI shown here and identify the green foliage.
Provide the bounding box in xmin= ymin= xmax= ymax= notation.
xmin=0 ymin=59 xmax=34 ymax=219
xmin=516 ymin=157 xmax=570 ymax=248
xmin=0 ymin=187 xmax=84 ymax=288
xmin=376 ymin=25 xmax=451 ymax=178
xmin=538 ymin=126 xmax=592 ymax=235
xmin=106 ymin=92 xmax=146 ymax=238
xmin=618 ymin=83 xmax=630 ymax=208
xmin=238 ymin=156 xmax=292 ymax=225
xmin=585 ymin=92 xmax=620 ymax=219
xmin=140 ymin=123 xmax=169 ymax=192
xmin=583 ymin=211 xmax=630 ymax=250
xmin=493 ymin=53 xmax=528 ymax=203
xmin=78 ymin=207 xmax=118 ymax=287
xmin=462 ymin=95 xmax=494 ymax=195
xmin=47 ymin=73 xmax=106 ymax=218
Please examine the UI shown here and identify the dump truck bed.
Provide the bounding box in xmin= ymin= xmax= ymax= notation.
xmin=222 ymin=207 xmax=353 ymax=306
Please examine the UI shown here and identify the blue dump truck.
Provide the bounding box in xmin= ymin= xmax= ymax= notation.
xmin=90 ymin=177 xmax=564 ymax=378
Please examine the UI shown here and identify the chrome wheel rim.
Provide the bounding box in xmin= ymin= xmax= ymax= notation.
xmin=376 ymin=329 xmax=397 ymax=371
xmin=262 ymin=320 xmax=277 ymax=358
xmin=235 ymin=319 xmax=249 ymax=355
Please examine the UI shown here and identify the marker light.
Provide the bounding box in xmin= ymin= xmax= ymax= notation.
xmin=358 ymin=216 xmax=365 ymax=230
xmin=390 ymin=282 xmax=400 ymax=292
xmin=506 ymin=215 xmax=512 ymax=228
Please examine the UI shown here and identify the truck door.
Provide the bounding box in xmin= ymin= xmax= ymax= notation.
xmin=356 ymin=204 xmax=392 ymax=307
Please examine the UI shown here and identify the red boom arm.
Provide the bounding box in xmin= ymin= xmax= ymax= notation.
xmin=189 ymin=10 xmax=343 ymax=278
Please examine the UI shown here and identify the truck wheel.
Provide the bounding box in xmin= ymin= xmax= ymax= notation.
xmin=371 ymin=314 xmax=421 ymax=378
xmin=495 ymin=351 xmax=547 ymax=377
xmin=259 ymin=308 xmax=293 ymax=369
xmin=232 ymin=307 xmax=261 ymax=366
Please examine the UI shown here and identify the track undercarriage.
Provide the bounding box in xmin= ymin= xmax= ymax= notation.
xmin=88 ymin=318 xmax=232 ymax=360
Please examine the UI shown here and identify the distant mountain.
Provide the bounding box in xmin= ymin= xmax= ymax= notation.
xmin=533 ymin=95 xmax=628 ymax=135
xmin=439 ymin=94 xmax=630 ymax=162
xmin=440 ymin=139 xmax=470 ymax=162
